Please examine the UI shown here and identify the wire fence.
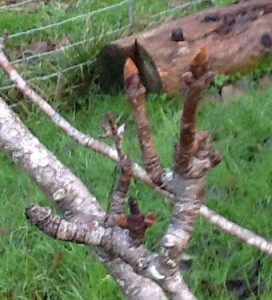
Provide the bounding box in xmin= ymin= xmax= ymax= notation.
xmin=0 ymin=0 xmax=208 ymax=96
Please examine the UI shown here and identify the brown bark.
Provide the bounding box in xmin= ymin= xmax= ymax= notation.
xmin=0 ymin=96 xmax=168 ymax=300
xmin=124 ymin=58 xmax=163 ymax=185
xmin=102 ymin=113 xmax=133 ymax=227
xmin=2 ymin=42 xmax=272 ymax=299
xmin=1 ymin=47 xmax=272 ymax=258
xmin=96 ymin=0 xmax=272 ymax=95
xmin=155 ymin=49 xmax=221 ymax=286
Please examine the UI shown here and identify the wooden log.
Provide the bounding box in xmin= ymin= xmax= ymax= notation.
xmin=96 ymin=0 xmax=272 ymax=96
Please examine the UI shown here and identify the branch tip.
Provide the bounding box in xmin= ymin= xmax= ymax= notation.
xmin=175 ymin=47 xmax=217 ymax=175
xmin=123 ymin=57 xmax=146 ymax=98
xmin=190 ymin=46 xmax=208 ymax=79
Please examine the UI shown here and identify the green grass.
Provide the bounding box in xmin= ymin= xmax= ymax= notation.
xmin=1 ymin=0 xmax=272 ymax=299
xmin=0 ymin=0 xmax=230 ymax=102
xmin=1 ymin=86 xmax=272 ymax=299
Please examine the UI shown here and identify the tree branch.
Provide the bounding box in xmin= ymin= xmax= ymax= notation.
xmin=124 ymin=56 xmax=163 ymax=185
xmin=0 ymin=97 xmax=167 ymax=299
xmin=103 ymin=113 xmax=133 ymax=227
xmin=25 ymin=204 xmax=105 ymax=245
xmin=174 ymin=47 xmax=219 ymax=175
xmin=0 ymin=97 xmax=102 ymax=219
xmin=0 ymin=46 xmax=271 ymax=258
xmin=144 ymin=48 xmax=221 ymax=290
xmin=26 ymin=203 xmax=195 ymax=299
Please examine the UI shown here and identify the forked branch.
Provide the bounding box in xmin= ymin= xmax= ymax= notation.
xmin=26 ymin=202 xmax=194 ymax=299
xmin=0 ymin=44 xmax=271 ymax=258
xmin=175 ymin=47 xmax=220 ymax=175
xmin=1 ymin=35 xmax=272 ymax=299
xmin=157 ymin=48 xmax=221 ymax=281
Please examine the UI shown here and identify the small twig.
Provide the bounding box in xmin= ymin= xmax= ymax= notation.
xmin=99 ymin=113 xmax=125 ymax=157
xmin=105 ymin=156 xmax=133 ymax=227
xmin=102 ymin=113 xmax=133 ymax=226
xmin=106 ymin=112 xmax=125 ymax=160
xmin=124 ymin=56 xmax=163 ymax=186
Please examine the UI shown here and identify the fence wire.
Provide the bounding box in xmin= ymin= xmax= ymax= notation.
xmin=0 ymin=0 xmax=33 ymax=10
xmin=0 ymin=0 xmax=207 ymax=94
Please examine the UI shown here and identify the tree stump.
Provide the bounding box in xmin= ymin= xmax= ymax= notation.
xmin=96 ymin=0 xmax=272 ymax=96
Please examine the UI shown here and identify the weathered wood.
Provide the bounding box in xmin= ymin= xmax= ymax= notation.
xmin=96 ymin=0 xmax=272 ymax=95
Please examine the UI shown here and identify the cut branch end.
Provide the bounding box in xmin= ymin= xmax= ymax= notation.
xmin=124 ymin=57 xmax=146 ymax=98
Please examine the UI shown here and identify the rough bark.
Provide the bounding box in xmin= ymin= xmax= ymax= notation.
xmin=105 ymin=157 xmax=133 ymax=227
xmin=145 ymin=49 xmax=221 ymax=293
xmin=0 ymin=47 xmax=271 ymax=258
xmin=124 ymin=58 xmax=163 ymax=185
xmin=96 ymin=0 xmax=272 ymax=95
xmin=102 ymin=113 xmax=133 ymax=227
xmin=25 ymin=203 xmax=194 ymax=299
xmin=1 ymin=34 xmax=272 ymax=298
xmin=0 ymin=98 xmax=103 ymax=220
xmin=0 ymin=97 xmax=167 ymax=299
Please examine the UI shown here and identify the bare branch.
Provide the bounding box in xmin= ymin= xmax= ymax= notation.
xmin=155 ymin=48 xmax=221 ymax=280
xmin=0 ymin=97 xmax=167 ymax=299
xmin=174 ymin=47 xmax=220 ymax=175
xmin=105 ymin=157 xmax=133 ymax=226
xmin=26 ymin=203 xmax=194 ymax=299
xmin=103 ymin=113 xmax=133 ymax=226
xmin=26 ymin=204 xmax=105 ymax=245
xmin=124 ymin=56 xmax=163 ymax=185
xmin=0 ymin=47 xmax=271 ymax=257
xmin=105 ymin=259 xmax=168 ymax=300
xmin=0 ymin=97 xmax=102 ymax=219
xmin=106 ymin=112 xmax=126 ymax=159
xmin=200 ymin=206 xmax=272 ymax=255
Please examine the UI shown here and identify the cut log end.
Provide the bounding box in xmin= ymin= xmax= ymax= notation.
xmin=96 ymin=42 xmax=162 ymax=94
xmin=95 ymin=0 xmax=272 ymax=96
xmin=95 ymin=44 xmax=127 ymax=93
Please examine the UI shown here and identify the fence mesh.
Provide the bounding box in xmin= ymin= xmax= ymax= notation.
xmin=0 ymin=0 xmax=211 ymax=99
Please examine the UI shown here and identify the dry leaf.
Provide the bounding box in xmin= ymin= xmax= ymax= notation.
xmin=48 ymin=250 xmax=62 ymax=274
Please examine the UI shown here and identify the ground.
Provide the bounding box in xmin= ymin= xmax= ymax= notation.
xmin=0 ymin=0 xmax=271 ymax=299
